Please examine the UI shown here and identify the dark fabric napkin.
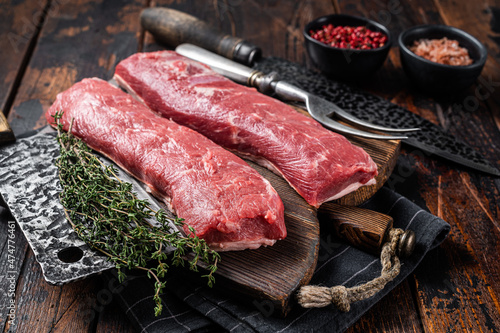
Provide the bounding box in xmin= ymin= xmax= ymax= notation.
xmin=101 ymin=185 xmax=449 ymax=333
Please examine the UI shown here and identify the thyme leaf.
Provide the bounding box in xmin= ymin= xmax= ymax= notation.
xmin=53 ymin=111 xmax=220 ymax=316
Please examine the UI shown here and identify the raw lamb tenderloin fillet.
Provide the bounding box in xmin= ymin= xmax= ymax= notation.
xmin=114 ymin=51 xmax=378 ymax=208
xmin=45 ymin=78 xmax=286 ymax=251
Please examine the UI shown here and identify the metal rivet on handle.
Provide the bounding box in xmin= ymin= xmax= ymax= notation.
xmin=398 ymin=230 xmax=416 ymax=258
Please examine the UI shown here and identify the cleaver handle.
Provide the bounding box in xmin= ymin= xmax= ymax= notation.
xmin=318 ymin=203 xmax=415 ymax=257
xmin=0 ymin=112 xmax=15 ymax=145
xmin=141 ymin=7 xmax=261 ymax=66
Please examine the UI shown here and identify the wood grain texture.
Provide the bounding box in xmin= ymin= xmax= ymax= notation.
xmin=216 ymin=161 xmax=319 ymax=316
xmin=337 ymin=0 xmax=500 ymax=332
xmin=10 ymin=250 xmax=100 ymax=333
xmin=346 ymin=281 xmax=425 ymax=333
xmin=1 ymin=0 xmax=500 ymax=331
xmin=145 ymin=0 xmax=336 ymax=64
xmin=0 ymin=1 xmax=47 ymax=329
xmin=3 ymin=0 xmax=394 ymax=329
xmin=318 ymin=203 xmax=393 ymax=255
xmin=427 ymin=0 xmax=500 ymax=167
xmin=0 ymin=213 xmax=29 ymax=332
xmin=1 ymin=0 xmax=146 ymax=332
xmin=140 ymin=7 xmax=247 ymax=61
xmin=414 ymin=170 xmax=500 ymax=332
xmin=0 ymin=0 xmax=49 ymax=145
xmin=7 ymin=0 xmax=145 ymax=136
xmin=0 ymin=0 xmax=49 ymax=113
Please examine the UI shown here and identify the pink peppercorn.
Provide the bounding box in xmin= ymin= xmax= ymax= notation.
xmin=309 ymin=24 xmax=387 ymax=50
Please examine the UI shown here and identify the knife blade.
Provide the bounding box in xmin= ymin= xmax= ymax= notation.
xmin=0 ymin=127 xmax=184 ymax=285
xmin=0 ymin=128 xmax=114 ymax=284
xmin=251 ymin=57 xmax=500 ymax=177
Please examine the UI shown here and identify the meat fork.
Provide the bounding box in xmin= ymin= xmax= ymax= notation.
xmin=175 ymin=44 xmax=420 ymax=140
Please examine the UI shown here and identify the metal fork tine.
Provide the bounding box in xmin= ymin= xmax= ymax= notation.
xmin=175 ymin=45 xmax=417 ymax=140
xmin=312 ymin=112 xmax=408 ymax=140
xmin=308 ymin=95 xmax=420 ymax=133
xmin=273 ymin=81 xmax=417 ymax=140
xmin=331 ymin=104 xmax=420 ymax=133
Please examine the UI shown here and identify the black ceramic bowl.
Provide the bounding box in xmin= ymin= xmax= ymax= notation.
xmin=303 ymin=14 xmax=391 ymax=80
xmin=398 ymin=25 xmax=487 ymax=95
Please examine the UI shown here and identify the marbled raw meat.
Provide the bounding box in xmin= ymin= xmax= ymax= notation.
xmin=46 ymin=78 xmax=286 ymax=251
xmin=114 ymin=51 xmax=378 ymax=207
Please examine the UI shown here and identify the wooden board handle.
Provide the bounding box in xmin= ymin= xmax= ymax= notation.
xmin=0 ymin=112 xmax=15 ymax=145
xmin=318 ymin=203 xmax=393 ymax=255
xmin=140 ymin=7 xmax=261 ymax=65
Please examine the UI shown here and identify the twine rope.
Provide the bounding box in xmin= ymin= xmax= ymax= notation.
xmin=297 ymin=228 xmax=404 ymax=312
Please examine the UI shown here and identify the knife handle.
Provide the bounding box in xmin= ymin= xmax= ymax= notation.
xmin=141 ymin=7 xmax=261 ymax=66
xmin=0 ymin=112 xmax=15 ymax=145
xmin=318 ymin=203 xmax=414 ymax=256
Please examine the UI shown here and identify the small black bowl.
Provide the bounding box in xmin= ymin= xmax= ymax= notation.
xmin=398 ymin=25 xmax=487 ymax=95
xmin=303 ymin=14 xmax=391 ymax=80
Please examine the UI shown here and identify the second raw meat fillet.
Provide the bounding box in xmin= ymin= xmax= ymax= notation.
xmin=115 ymin=51 xmax=378 ymax=208
xmin=46 ymin=78 xmax=286 ymax=251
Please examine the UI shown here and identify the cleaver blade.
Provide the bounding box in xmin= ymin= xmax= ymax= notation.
xmin=0 ymin=127 xmax=178 ymax=285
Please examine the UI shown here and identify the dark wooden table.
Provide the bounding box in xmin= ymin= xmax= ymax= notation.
xmin=1 ymin=0 xmax=499 ymax=332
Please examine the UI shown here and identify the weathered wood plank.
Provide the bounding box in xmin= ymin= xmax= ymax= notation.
xmin=0 ymin=0 xmax=43 ymax=302
xmin=336 ymin=1 xmax=500 ymax=332
xmin=428 ymin=0 xmax=500 ymax=187
xmin=7 ymin=249 xmax=100 ymax=332
xmin=346 ymin=281 xmax=424 ymax=333
xmin=331 ymin=1 xmax=434 ymax=331
xmin=415 ymin=170 xmax=500 ymax=332
xmin=1 ymin=1 xmax=498 ymax=332
xmin=95 ymin=297 xmax=136 ymax=333
xmin=7 ymin=0 xmax=145 ymax=136
xmin=0 ymin=0 xmax=49 ymax=114
xmin=144 ymin=0 xmax=336 ymax=64
xmin=2 ymin=0 xmax=145 ymax=331
xmin=0 ymin=212 xmax=29 ymax=332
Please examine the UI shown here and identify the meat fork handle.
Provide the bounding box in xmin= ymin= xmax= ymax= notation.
xmin=176 ymin=44 xmax=307 ymax=101
xmin=272 ymin=81 xmax=309 ymax=103
xmin=142 ymin=8 xmax=261 ymax=66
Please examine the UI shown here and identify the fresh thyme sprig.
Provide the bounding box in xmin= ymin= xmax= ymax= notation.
xmin=52 ymin=111 xmax=220 ymax=316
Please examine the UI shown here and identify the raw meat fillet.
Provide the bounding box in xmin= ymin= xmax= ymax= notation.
xmin=45 ymin=78 xmax=286 ymax=251
xmin=114 ymin=51 xmax=378 ymax=207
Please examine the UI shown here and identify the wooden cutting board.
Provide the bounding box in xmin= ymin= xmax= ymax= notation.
xmin=214 ymin=127 xmax=400 ymax=316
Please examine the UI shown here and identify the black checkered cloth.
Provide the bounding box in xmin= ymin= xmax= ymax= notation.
xmin=106 ymin=184 xmax=450 ymax=333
